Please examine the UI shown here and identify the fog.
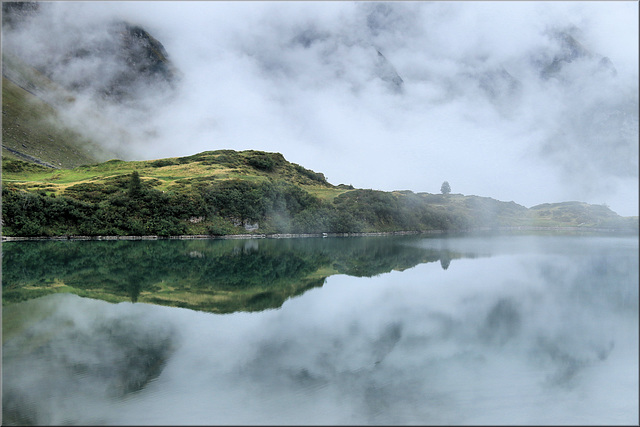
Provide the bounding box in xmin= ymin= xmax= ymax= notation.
xmin=2 ymin=2 xmax=638 ymax=215
xmin=3 ymin=235 xmax=638 ymax=425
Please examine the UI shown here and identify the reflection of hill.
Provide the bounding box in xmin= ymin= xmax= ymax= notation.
xmin=2 ymin=236 xmax=469 ymax=313
xmin=319 ymin=236 xmax=455 ymax=277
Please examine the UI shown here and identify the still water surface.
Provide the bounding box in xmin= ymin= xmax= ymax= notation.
xmin=2 ymin=234 xmax=638 ymax=425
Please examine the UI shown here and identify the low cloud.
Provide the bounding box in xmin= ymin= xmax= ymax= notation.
xmin=3 ymin=2 xmax=637 ymax=215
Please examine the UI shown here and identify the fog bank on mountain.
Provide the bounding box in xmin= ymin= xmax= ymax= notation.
xmin=2 ymin=2 xmax=637 ymax=215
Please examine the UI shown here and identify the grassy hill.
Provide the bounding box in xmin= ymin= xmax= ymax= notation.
xmin=2 ymin=150 xmax=637 ymax=238
xmin=1 ymin=150 xmax=354 ymax=237
xmin=1 ymin=51 xmax=636 ymax=238
xmin=529 ymin=201 xmax=637 ymax=229
xmin=2 ymin=149 xmax=342 ymax=200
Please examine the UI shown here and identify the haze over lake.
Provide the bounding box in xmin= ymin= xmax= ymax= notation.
xmin=2 ymin=234 xmax=638 ymax=425
xmin=3 ymin=3 xmax=638 ymax=424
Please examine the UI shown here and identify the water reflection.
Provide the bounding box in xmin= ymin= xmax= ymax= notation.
xmin=2 ymin=236 xmax=472 ymax=312
xmin=2 ymin=235 xmax=638 ymax=425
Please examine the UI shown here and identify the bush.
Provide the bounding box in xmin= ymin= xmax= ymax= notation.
xmin=204 ymin=180 xmax=264 ymax=223
xmin=293 ymin=164 xmax=327 ymax=184
xmin=149 ymin=159 xmax=177 ymax=168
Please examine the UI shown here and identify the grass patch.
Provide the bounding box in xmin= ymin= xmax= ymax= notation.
xmin=3 ymin=149 xmax=338 ymax=198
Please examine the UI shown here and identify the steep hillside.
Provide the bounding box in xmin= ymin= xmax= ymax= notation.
xmin=2 ymin=5 xmax=179 ymax=169
xmin=1 ymin=45 xmax=138 ymax=168
xmin=2 ymin=75 xmax=106 ymax=168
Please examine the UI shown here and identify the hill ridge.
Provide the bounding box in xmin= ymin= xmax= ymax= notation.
xmin=2 ymin=151 xmax=637 ymax=238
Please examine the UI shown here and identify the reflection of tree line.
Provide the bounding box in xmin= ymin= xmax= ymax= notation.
xmin=2 ymin=237 xmax=472 ymax=312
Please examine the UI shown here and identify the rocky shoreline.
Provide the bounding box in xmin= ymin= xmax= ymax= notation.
xmin=0 ymin=230 xmax=432 ymax=242
xmin=1 ymin=226 xmax=631 ymax=242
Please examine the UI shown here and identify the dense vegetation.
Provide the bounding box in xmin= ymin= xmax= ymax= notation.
xmin=2 ymin=150 xmax=637 ymax=238
xmin=0 ymin=170 xmax=459 ymax=236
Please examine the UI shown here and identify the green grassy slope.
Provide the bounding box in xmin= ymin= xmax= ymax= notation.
xmin=2 ymin=151 xmax=636 ymax=237
xmin=2 ymin=149 xmax=341 ymax=198
xmin=529 ymin=201 xmax=638 ymax=230
xmin=1 ymin=151 xmax=357 ymax=237
xmin=1 ymin=74 xmax=104 ymax=169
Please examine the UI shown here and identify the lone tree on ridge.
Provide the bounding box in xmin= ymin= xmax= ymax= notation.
xmin=440 ymin=181 xmax=451 ymax=195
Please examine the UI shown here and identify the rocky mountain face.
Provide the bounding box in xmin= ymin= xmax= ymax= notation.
xmin=540 ymin=31 xmax=617 ymax=79
xmin=2 ymin=1 xmax=180 ymax=167
xmin=468 ymin=29 xmax=620 ymax=113
xmin=1 ymin=1 xmax=40 ymax=30
xmin=2 ymin=3 xmax=178 ymax=105
xmin=51 ymin=20 xmax=178 ymax=102
xmin=375 ymin=49 xmax=404 ymax=92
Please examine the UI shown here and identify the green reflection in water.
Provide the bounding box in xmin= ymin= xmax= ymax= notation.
xmin=2 ymin=236 xmax=471 ymax=313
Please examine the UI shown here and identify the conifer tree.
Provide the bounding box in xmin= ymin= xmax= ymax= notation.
xmin=440 ymin=181 xmax=451 ymax=195
xmin=128 ymin=171 xmax=142 ymax=198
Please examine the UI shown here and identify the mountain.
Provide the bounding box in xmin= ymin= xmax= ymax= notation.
xmin=2 ymin=2 xmax=178 ymax=167
xmin=1 ymin=1 xmax=40 ymax=30
xmin=374 ymin=49 xmax=404 ymax=92
xmin=2 ymin=2 xmax=178 ymax=103
xmin=2 ymin=66 xmax=110 ymax=168
xmin=540 ymin=30 xmax=618 ymax=80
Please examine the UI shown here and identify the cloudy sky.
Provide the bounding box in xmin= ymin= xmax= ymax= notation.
xmin=4 ymin=1 xmax=638 ymax=215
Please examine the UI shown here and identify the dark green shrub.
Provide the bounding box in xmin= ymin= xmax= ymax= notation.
xmin=247 ymin=154 xmax=276 ymax=171
xmin=149 ymin=159 xmax=177 ymax=167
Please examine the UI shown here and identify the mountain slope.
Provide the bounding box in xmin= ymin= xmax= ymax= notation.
xmin=529 ymin=201 xmax=633 ymax=228
xmin=2 ymin=6 xmax=179 ymax=168
xmin=2 ymin=74 xmax=106 ymax=168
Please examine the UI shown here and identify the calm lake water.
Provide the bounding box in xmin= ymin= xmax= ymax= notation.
xmin=2 ymin=233 xmax=638 ymax=425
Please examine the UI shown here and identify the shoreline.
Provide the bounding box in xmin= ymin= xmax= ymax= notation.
xmin=1 ymin=226 xmax=635 ymax=242
xmin=0 ymin=230 xmax=432 ymax=242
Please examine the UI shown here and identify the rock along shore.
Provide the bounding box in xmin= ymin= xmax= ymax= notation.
xmin=1 ymin=226 xmax=631 ymax=242
xmin=0 ymin=230 xmax=433 ymax=242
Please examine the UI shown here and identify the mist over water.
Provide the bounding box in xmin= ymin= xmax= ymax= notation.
xmin=2 ymin=2 xmax=638 ymax=215
xmin=3 ymin=235 xmax=638 ymax=425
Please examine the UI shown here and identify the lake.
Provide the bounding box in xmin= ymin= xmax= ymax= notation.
xmin=2 ymin=233 xmax=638 ymax=425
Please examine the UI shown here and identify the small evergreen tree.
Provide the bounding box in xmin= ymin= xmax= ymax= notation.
xmin=128 ymin=171 xmax=142 ymax=198
xmin=440 ymin=181 xmax=451 ymax=195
